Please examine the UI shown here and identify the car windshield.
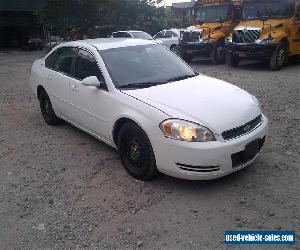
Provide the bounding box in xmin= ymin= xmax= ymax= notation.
xmin=195 ymin=5 xmax=230 ymax=23
xmin=243 ymin=1 xmax=294 ymax=20
xmin=100 ymin=44 xmax=196 ymax=89
xmin=130 ymin=32 xmax=153 ymax=40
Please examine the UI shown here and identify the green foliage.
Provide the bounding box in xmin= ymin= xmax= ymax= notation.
xmin=39 ymin=0 xmax=169 ymax=37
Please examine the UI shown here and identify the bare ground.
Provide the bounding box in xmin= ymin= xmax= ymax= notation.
xmin=0 ymin=51 xmax=299 ymax=249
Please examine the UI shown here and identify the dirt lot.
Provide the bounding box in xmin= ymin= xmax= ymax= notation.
xmin=0 ymin=51 xmax=299 ymax=249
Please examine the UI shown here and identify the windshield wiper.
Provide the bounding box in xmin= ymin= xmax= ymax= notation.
xmin=118 ymin=81 xmax=164 ymax=89
xmin=165 ymin=74 xmax=196 ymax=83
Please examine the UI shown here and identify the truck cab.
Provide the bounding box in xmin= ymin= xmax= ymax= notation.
xmin=179 ymin=0 xmax=243 ymax=64
xmin=225 ymin=0 xmax=300 ymax=70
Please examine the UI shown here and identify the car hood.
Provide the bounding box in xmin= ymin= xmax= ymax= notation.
xmin=122 ymin=75 xmax=261 ymax=135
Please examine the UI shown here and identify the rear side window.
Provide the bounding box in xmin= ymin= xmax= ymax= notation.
xmin=53 ymin=47 xmax=77 ymax=75
xmin=75 ymin=49 xmax=105 ymax=82
xmin=165 ymin=31 xmax=174 ymax=38
xmin=45 ymin=51 xmax=56 ymax=69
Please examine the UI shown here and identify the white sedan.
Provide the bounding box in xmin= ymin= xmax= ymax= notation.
xmin=154 ymin=29 xmax=180 ymax=53
xmin=30 ymin=38 xmax=268 ymax=181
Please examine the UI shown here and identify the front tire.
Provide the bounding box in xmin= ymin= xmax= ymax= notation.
xmin=270 ymin=41 xmax=287 ymax=71
xmin=118 ymin=122 xmax=158 ymax=180
xmin=211 ymin=41 xmax=225 ymax=65
xmin=39 ymin=90 xmax=62 ymax=126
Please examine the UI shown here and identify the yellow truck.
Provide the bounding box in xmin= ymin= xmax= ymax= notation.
xmin=179 ymin=0 xmax=243 ymax=64
xmin=225 ymin=0 xmax=300 ymax=70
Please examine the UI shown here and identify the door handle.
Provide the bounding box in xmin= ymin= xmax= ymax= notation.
xmin=47 ymin=75 xmax=52 ymax=80
xmin=71 ymin=84 xmax=79 ymax=92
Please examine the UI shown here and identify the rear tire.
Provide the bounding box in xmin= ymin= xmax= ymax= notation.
xmin=170 ymin=45 xmax=180 ymax=55
xmin=39 ymin=90 xmax=62 ymax=126
xmin=270 ymin=41 xmax=287 ymax=71
xmin=226 ymin=53 xmax=240 ymax=67
xmin=118 ymin=122 xmax=158 ymax=180
xmin=211 ymin=41 xmax=225 ymax=65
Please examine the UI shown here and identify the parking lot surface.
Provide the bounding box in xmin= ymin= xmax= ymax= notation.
xmin=0 ymin=51 xmax=299 ymax=249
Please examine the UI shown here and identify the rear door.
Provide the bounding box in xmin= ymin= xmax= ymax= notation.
xmin=44 ymin=47 xmax=77 ymax=117
xmin=69 ymin=48 xmax=110 ymax=140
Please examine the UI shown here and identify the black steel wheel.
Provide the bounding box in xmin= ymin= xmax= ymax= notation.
xmin=118 ymin=122 xmax=158 ymax=180
xmin=211 ymin=41 xmax=225 ymax=65
xmin=40 ymin=90 xmax=62 ymax=126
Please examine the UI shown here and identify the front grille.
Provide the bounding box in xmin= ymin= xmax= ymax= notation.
xmin=181 ymin=31 xmax=201 ymax=43
xmin=232 ymin=136 xmax=265 ymax=168
xmin=233 ymin=29 xmax=261 ymax=44
xmin=222 ymin=115 xmax=262 ymax=141
xmin=176 ymin=163 xmax=220 ymax=173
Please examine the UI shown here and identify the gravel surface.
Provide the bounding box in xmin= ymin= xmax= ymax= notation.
xmin=0 ymin=51 xmax=299 ymax=249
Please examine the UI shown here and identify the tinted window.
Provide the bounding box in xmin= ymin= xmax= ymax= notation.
xmin=165 ymin=31 xmax=178 ymax=38
xmin=45 ymin=50 xmax=56 ymax=69
xmin=53 ymin=47 xmax=76 ymax=75
xmin=75 ymin=49 xmax=104 ymax=82
xmin=156 ymin=31 xmax=165 ymax=38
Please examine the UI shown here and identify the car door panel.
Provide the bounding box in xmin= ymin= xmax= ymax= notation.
xmin=45 ymin=47 xmax=76 ymax=118
xmin=69 ymin=49 xmax=110 ymax=140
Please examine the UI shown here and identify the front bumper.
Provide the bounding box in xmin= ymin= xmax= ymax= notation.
xmin=152 ymin=115 xmax=268 ymax=180
xmin=179 ymin=42 xmax=214 ymax=57
xmin=225 ymin=43 xmax=276 ymax=60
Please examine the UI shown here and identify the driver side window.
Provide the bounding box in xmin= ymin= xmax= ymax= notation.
xmin=75 ymin=49 xmax=105 ymax=85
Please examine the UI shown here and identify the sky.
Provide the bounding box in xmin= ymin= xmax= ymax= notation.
xmin=157 ymin=0 xmax=192 ymax=7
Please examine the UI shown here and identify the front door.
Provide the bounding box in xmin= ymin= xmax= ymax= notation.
xmin=69 ymin=48 xmax=110 ymax=140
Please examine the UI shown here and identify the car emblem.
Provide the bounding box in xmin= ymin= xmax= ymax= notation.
xmin=244 ymin=124 xmax=252 ymax=132
xmin=243 ymin=28 xmax=248 ymax=34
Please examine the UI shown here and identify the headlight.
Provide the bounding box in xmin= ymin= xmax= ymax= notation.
xmin=160 ymin=119 xmax=216 ymax=142
xmin=252 ymin=96 xmax=262 ymax=111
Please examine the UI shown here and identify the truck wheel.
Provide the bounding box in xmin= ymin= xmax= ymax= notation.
xmin=270 ymin=41 xmax=287 ymax=71
xmin=170 ymin=45 xmax=180 ymax=55
xmin=182 ymin=53 xmax=193 ymax=63
xmin=211 ymin=41 xmax=225 ymax=64
xmin=226 ymin=53 xmax=239 ymax=67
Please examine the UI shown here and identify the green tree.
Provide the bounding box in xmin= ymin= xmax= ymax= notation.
xmin=39 ymin=0 xmax=168 ymax=37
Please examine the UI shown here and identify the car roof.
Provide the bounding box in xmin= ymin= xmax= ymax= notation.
xmin=58 ymin=38 xmax=156 ymax=51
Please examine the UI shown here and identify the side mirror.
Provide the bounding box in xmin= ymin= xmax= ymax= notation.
xmin=82 ymin=76 xmax=103 ymax=88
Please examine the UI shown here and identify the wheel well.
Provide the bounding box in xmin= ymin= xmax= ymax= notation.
xmin=113 ymin=118 xmax=136 ymax=147
xmin=170 ymin=44 xmax=176 ymax=49
xmin=37 ymin=85 xmax=45 ymax=101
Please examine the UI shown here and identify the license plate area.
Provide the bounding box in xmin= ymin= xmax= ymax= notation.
xmin=231 ymin=137 xmax=265 ymax=169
